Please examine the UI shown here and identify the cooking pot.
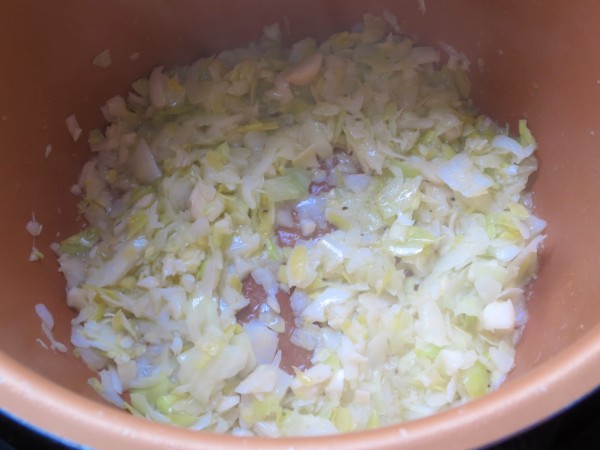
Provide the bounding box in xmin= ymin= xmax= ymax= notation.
xmin=1 ymin=1 xmax=600 ymax=448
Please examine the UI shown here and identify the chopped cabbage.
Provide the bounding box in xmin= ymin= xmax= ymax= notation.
xmin=25 ymin=212 xmax=43 ymax=237
xmin=57 ymin=13 xmax=546 ymax=437
xmin=65 ymin=114 xmax=82 ymax=141
xmin=92 ymin=49 xmax=112 ymax=69
xmin=35 ymin=303 xmax=67 ymax=353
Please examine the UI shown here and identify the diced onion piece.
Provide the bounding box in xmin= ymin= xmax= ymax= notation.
xmin=29 ymin=245 xmax=44 ymax=262
xmin=65 ymin=114 xmax=82 ymax=141
xmin=26 ymin=213 xmax=42 ymax=237
xmin=281 ymin=52 xmax=323 ymax=86
xmin=35 ymin=303 xmax=67 ymax=353
xmin=480 ymin=300 xmax=515 ymax=331
xmin=35 ymin=303 xmax=54 ymax=329
xmin=148 ymin=66 xmax=167 ymax=108
xmin=235 ymin=364 xmax=279 ymax=394
xmin=92 ymin=49 xmax=112 ymax=68
xmin=243 ymin=320 xmax=279 ymax=365
xmin=130 ymin=138 xmax=161 ymax=183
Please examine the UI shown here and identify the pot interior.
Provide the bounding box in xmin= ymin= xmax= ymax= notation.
xmin=1 ymin=1 xmax=600 ymax=449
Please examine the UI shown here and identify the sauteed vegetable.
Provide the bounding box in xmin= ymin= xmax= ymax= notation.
xmin=57 ymin=14 xmax=545 ymax=436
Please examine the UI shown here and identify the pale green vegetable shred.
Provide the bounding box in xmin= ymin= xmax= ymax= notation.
xmin=58 ymin=14 xmax=546 ymax=437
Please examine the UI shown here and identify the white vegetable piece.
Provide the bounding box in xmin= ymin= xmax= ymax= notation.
xmin=25 ymin=213 xmax=42 ymax=237
xmin=235 ymin=364 xmax=280 ymax=394
xmin=437 ymin=153 xmax=494 ymax=198
xmin=481 ymin=300 xmax=516 ymax=331
xmin=35 ymin=303 xmax=67 ymax=353
xmin=281 ymin=52 xmax=323 ymax=86
xmin=92 ymin=49 xmax=112 ymax=68
xmin=129 ymin=138 xmax=161 ymax=183
xmin=492 ymin=135 xmax=535 ymax=163
xmin=243 ymin=320 xmax=279 ymax=365
xmin=65 ymin=114 xmax=82 ymax=141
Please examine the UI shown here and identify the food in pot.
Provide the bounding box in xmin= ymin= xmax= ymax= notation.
xmin=57 ymin=14 xmax=546 ymax=436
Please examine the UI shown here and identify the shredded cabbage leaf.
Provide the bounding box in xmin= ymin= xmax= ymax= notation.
xmin=58 ymin=14 xmax=546 ymax=437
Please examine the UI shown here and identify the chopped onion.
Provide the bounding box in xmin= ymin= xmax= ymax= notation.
xmin=65 ymin=114 xmax=82 ymax=141
xmin=481 ymin=300 xmax=516 ymax=331
xmin=129 ymin=138 xmax=162 ymax=183
xmin=243 ymin=321 xmax=279 ymax=365
xmin=35 ymin=303 xmax=67 ymax=353
xmin=25 ymin=212 xmax=42 ymax=237
xmin=92 ymin=49 xmax=112 ymax=68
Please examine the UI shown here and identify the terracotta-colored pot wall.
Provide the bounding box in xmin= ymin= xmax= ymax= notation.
xmin=1 ymin=1 xmax=599 ymax=449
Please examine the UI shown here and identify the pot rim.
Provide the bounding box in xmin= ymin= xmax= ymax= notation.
xmin=2 ymin=324 xmax=599 ymax=450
